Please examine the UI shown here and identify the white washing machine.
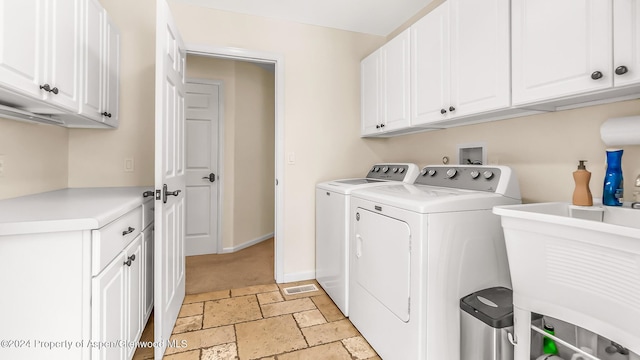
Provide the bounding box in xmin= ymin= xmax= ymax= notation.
xmin=349 ymin=165 xmax=521 ymax=360
xmin=316 ymin=163 xmax=419 ymax=316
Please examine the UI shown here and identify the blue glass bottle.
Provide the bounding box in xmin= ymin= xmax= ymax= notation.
xmin=603 ymin=149 xmax=624 ymax=206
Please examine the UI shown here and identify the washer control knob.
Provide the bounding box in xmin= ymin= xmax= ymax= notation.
xmin=392 ymin=167 xmax=399 ymax=173
xmin=374 ymin=167 xmax=380 ymax=172
xmin=483 ymin=170 xmax=494 ymax=179
xmin=382 ymin=166 xmax=390 ymax=173
xmin=470 ymin=170 xmax=480 ymax=179
xmin=398 ymin=168 xmax=405 ymax=174
xmin=427 ymin=169 xmax=437 ymax=176
xmin=446 ymin=168 xmax=457 ymax=178
xmin=420 ymin=168 xmax=428 ymax=176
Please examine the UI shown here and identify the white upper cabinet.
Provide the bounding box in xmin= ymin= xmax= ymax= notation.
xmin=80 ymin=0 xmax=120 ymax=126
xmin=0 ymin=0 xmax=120 ymax=128
xmin=613 ymin=0 xmax=640 ymax=88
xmin=0 ymin=0 xmax=81 ymax=112
xmin=104 ymin=16 xmax=121 ymax=127
xmin=361 ymin=29 xmax=411 ymax=136
xmin=512 ymin=0 xmax=640 ymax=107
xmin=411 ymin=0 xmax=510 ymax=125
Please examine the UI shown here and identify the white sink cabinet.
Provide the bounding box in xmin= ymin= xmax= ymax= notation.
xmin=0 ymin=188 xmax=153 ymax=360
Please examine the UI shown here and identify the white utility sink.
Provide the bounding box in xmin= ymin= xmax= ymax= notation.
xmin=493 ymin=202 xmax=640 ymax=357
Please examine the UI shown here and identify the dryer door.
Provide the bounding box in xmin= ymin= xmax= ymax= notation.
xmin=354 ymin=208 xmax=411 ymax=322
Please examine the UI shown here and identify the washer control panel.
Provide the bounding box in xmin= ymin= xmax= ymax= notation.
xmin=416 ymin=165 xmax=503 ymax=192
xmin=366 ymin=164 xmax=419 ymax=182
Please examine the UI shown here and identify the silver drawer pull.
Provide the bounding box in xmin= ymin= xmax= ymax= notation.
xmin=122 ymin=227 xmax=135 ymax=236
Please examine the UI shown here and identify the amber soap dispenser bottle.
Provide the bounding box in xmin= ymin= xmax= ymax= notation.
xmin=573 ymin=160 xmax=593 ymax=206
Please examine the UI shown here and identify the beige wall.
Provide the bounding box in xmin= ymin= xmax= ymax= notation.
xmin=0 ymin=119 xmax=68 ymax=199
xmin=186 ymin=55 xmax=275 ymax=250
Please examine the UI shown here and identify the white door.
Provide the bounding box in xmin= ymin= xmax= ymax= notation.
xmin=185 ymin=80 xmax=220 ymax=256
xmin=410 ymin=1 xmax=450 ymax=125
xmin=154 ymin=0 xmax=186 ymax=358
xmin=450 ymin=0 xmax=510 ymax=117
xmin=381 ymin=29 xmax=411 ymax=132
xmin=511 ymin=0 xmax=612 ymax=105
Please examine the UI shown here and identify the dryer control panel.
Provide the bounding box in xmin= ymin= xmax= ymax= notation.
xmin=416 ymin=165 xmax=508 ymax=194
xmin=366 ymin=163 xmax=420 ymax=183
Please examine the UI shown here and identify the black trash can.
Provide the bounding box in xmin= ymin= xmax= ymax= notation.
xmin=460 ymin=286 xmax=515 ymax=360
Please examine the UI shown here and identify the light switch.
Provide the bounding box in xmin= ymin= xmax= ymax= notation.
xmin=288 ymin=152 xmax=295 ymax=165
xmin=124 ymin=158 xmax=135 ymax=172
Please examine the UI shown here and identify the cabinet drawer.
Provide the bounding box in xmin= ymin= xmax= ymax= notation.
xmin=142 ymin=199 xmax=154 ymax=229
xmin=92 ymin=206 xmax=142 ymax=275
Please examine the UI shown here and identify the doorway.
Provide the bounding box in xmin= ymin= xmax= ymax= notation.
xmin=187 ymin=45 xmax=284 ymax=283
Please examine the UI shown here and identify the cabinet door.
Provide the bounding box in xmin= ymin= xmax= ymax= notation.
xmin=103 ymin=15 xmax=120 ymax=126
xmin=0 ymin=0 xmax=45 ymax=99
xmin=613 ymin=0 xmax=640 ymax=87
xmin=512 ymin=0 xmax=612 ymax=105
xmin=125 ymin=236 xmax=143 ymax=360
xmin=450 ymin=0 xmax=510 ymax=117
xmin=381 ymin=29 xmax=411 ymax=132
xmin=46 ymin=0 xmax=81 ymax=112
xmin=92 ymin=252 xmax=126 ymax=360
xmin=411 ymin=2 xmax=450 ymax=125
xmin=361 ymin=51 xmax=381 ymax=136
xmin=81 ymin=0 xmax=105 ymax=121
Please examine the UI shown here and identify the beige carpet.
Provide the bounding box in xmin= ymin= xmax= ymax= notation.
xmin=185 ymin=237 xmax=275 ymax=294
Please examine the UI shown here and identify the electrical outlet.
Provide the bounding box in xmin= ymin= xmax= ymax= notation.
xmin=124 ymin=158 xmax=134 ymax=172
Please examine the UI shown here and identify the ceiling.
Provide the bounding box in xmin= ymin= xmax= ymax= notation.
xmin=172 ymin=0 xmax=435 ymax=36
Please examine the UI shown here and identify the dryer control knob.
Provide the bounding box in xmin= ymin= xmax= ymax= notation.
xmin=427 ymin=169 xmax=437 ymax=176
xmin=398 ymin=168 xmax=405 ymax=174
xmin=392 ymin=167 xmax=399 ymax=173
xmin=374 ymin=167 xmax=380 ymax=172
xmin=483 ymin=170 xmax=494 ymax=179
xmin=420 ymin=168 xmax=428 ymax=176
xmin=382 ymin=166 xmax=390 ymax=173
xmin=470 ymin=170 xmax=480 ymax=179
xmin=446 ymin=168 xmax=457 ymax=178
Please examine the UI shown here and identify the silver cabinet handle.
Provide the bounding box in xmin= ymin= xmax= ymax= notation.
xmin=122 ymin=227 xmax=135 ymax=236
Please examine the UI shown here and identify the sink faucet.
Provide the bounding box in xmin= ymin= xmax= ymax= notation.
xmin=633 ymin=175 xmax=640 ymax=209
xmin=605 ymin=341 xmax=629 ymax=355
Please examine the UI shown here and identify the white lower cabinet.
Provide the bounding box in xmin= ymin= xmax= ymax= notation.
xmin=0 ymin=188 xmax=153 ymax=360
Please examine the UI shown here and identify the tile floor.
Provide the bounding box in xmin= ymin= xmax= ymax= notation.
xmin=133 ymin=280 xmax=380 ymax=360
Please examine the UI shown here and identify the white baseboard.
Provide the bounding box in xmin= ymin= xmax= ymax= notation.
xmin=280 ymin=270 xmax=316 ymax=284
xmin=222 ymin=232 xmax=274 ymax=253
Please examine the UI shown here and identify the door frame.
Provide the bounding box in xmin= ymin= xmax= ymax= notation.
xmin=185 ymin=77 xmax=224 ymax=254
xmin=185 ymin=44 xmax=285 ymax=283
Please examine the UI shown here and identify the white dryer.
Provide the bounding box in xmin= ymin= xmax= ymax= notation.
xmin=349 ymin=165 xmax=521 ymax=360
xmin=316 ymin=163 xmax=419 ymax=316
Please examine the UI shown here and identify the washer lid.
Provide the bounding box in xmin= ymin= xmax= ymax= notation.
xmin=316 ymin=178 xmax=393 ymax=194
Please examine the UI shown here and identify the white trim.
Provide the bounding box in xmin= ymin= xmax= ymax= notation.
xmin=184 ymin=77 xmax=224 ymax=255
xmin=184 ymin=43 xmax=285 ymax=283
xmin=282 ymin=270 xmax=316 ymax=284
xmin=221 ymin=232 xmax=274 ymax=253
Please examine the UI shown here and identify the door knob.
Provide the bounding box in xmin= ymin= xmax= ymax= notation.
xmin=202 ymin=173 xmax=216 ymax=182
xmin=162 ymin=184 xmax=182 ymax=204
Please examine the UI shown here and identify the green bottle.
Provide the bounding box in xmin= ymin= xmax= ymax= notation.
xmin=543 ymin=323 xmax=559 ymax=355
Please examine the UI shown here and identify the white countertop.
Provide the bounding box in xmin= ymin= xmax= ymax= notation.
xmin=0 ymin=187 xmax=153 ymax=235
